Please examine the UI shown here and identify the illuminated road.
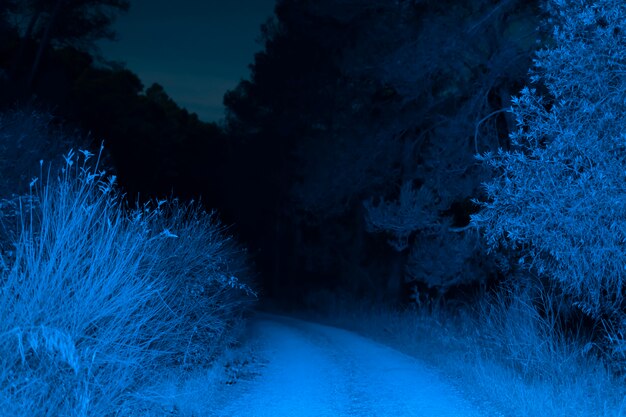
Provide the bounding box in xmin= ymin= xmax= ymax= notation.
xmin=211 ymin=313 xmax=488 ymax=417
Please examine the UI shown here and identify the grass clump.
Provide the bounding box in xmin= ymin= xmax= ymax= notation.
xmin=472 ymin=277 xmax=624 ymax=417
xmin=0 ymin=125 xmax=255 ymax=416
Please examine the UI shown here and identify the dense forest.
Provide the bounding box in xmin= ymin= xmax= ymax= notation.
xmin=0 ymin=0 xmax=547 ymax=305
xmin=0 ymin=0 xmax=511 ymax=302
xmin=221 ymin=0 xmax=547 ymax=305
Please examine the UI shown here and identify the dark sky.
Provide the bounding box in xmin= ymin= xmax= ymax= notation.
xmin=98 ymin=0 xmax=276 ymax=123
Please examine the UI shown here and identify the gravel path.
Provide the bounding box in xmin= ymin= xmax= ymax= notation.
xmin=210 ymin=313 xmax=488 ymax=417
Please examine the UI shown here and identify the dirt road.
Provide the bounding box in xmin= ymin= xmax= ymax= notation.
xmin=210 ymin=313 xmax=488 ymax=417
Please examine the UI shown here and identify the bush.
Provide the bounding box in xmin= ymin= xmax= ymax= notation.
xmin=363 ymin=181 xmax=438 ymax=252
xmin=127 ymin=196 xmax=257 ymax=369
xmin=0 ymin=101 xmax=114 ymax=252
xmin=0 ymin=102 xmax=98 ymax=200
xmin=472 ymin=0 xmax=626 ymax=362
xmin=0 ymin=119 xmax=254 ymax=415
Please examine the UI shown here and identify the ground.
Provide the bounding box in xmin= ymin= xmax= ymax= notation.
xmin=150 ymin=312 xmax=497 ymax=417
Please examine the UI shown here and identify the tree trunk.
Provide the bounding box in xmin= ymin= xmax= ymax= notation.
xmin=497 ymin=86 xmax=516 ymax=149
xmin=9 ymin=9 xmax=40 ymax=82
xmin=26 ymin=0 xmax=65 ymax=92
xmin=386 ymin=249 xmax=406 ymax=303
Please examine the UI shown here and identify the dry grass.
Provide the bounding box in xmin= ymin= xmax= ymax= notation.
xmin=0 ymin=138 xmax=255 ymax=416
xmin=305 ymin=286 xmax=626 ymax=417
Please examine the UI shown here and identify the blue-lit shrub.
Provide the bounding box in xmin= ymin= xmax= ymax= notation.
xmin=472 ymin=0 xmax=626 ymax=360
xmin=0 ymin=129 xmax=254 ymax=415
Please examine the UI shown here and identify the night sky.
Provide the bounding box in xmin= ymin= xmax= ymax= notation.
xmin=97 ymin=0 xmax=276 ymax=123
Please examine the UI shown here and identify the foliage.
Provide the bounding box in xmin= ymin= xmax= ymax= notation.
xmin=360 ymin=0 xmax=547 ymax=294
xmin=0 ymin=109 xmax=254 ymax=416
xmin=472 ymin=0 xmax=626 ymax=361
xmin=2 ymin=0 xmax=129 ymax=98
xmin=0 ymin=103 xmax=97 ymax=198
xmin=406 ymin=226 xmax=485 ymax=291
xmin=223 ymin=0 xmax=547 ymax=301
xmin=6 ymin=0 xmax=130 ymax=51
xmin=363 ymin=181 xmax=438 ymax=251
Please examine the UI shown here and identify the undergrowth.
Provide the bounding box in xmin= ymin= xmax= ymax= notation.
xmin=0 ymin=129 xmax=255 ymax=416
xmin=303 ymin=283 xmax=626 ymax=417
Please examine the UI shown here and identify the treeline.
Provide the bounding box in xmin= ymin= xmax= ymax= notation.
xmin=0 ymin=0 xmax=547 ymax=304
xmin=5 ymin=0 xmax=626 ymax=370
xmin=0 ymin=0 xmax=227 ymax=214
xmin=223 ymin=0 xmax=548 ymax=304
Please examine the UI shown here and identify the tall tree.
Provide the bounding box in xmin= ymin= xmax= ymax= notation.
xmin=7 ymin=0 xmax=129 ymax=93
xmin=223 ymin=0 xmax=354 ymax=298
xmin=352 ymin=0 xmax=548 ymax=300
xmin=224 ymin=0 xmax=547 ymax=304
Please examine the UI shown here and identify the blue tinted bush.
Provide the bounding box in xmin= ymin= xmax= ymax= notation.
xmin=0 ymin=110 xmax=255 ymax=415
xmin=472 ymin=0 xmax=626 ymax=348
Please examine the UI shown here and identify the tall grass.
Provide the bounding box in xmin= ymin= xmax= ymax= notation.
xmin=0 ymin=139 xmax=255 ymax=416
xmin=473 ymin=278 xmax=624 ymax=417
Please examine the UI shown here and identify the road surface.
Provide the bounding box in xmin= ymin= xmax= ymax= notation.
xmin=209 ymin=313 xmax=489 ymax=417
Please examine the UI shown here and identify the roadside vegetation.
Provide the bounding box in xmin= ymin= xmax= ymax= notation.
xmin=292 ymin=1 xmax=626 ymax=415
xmin=4 ymin=1 xmax=626 ymax=416
xmin=0 ymin=108 xmax=256 ymax=416
xmin=302 ymin=283 xmax=626 ymax=417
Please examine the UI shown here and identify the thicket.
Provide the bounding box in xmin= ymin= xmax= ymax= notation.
xmin=472 ymin=0 xmax=626 ymax=368
xmin=0 ymin=109 xmax=255 ymax=416
xmin=223 ymin=0 xmax=547 ymax=303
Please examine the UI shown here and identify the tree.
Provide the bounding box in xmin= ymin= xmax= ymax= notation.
xmin=224 ymin=0 xmax=546 ymax=303
xmin=317 ymin=0 xmax=544 ymax=299
xmin=6 ymin=0 xmax=129 ymax=92
xmin=0 ymin=0 xmax=17 ymax=28
xmin=472 ymin=0 xmax=626 ymax=354
xmin=223 ymin=0 xmax=357 ymax=297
